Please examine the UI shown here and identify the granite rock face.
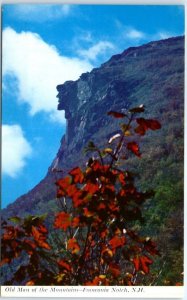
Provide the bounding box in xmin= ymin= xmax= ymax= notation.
xmin=4 ymin=36 xmax=184 ymax=217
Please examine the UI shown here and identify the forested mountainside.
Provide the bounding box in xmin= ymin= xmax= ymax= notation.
xmin=3 ymin=36 xmax=184 ymax=285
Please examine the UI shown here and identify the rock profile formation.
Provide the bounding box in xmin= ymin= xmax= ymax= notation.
xmin=4 ymin=36 xmax=184 ymax=220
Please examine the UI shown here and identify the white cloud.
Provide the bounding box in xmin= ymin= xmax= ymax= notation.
xmin=10 ymin=4 xmax=72 ymax=22
xmin=125 ymin=28 xmax=175 ymax=43
xmin=2 ymin=124 xmax=32 ymax=177
xmin=116 ymin=20 xmax=177 ymax=45
xmin=2 ymin=27 xmax=92 ymax=123
xmin=80 ymin=31 xmax=93 ymax=43
xmin=125 ymin=28 xmax=145 ymax=40
xmin=155 ymin=31 xmax=174 ymax=40
xmin=61 ymin=5 xmax=71 ymax=16
xmin=78 ymin=41 xmax=115 ymax=61
xmin=115 ymin=21 xmax=146 ymax=41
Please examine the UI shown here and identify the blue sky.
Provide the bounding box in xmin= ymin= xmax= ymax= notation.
xmin=2 ymin=4 xmax=184 ymax=208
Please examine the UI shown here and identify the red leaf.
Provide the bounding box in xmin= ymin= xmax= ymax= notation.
xmin=146 ymin=119 xmax=161 ymax=130
xmin=98 ymin=203 xmax=106 ymax=210
xmin=31 ymin=226 xmax=51 ymax=250
xmin=133 ymin=255 xmax=153 ymax=274
xmin=133 ymin=257 xmax=140 ymax=271
xmin=83 ymin=207 xmax=94 ymax=217
xmin=24 ymin=239 xmax=36 ymax=249
xmin=118 ymin=173 xmax=126 ymax=185
xmin=101 ymin=228 xmax=109 ymax=239
xmin=91 ymin=160 xmax=102 ymax=171
xmin=108 ymin=111 xmax=126 ymax=118
xmin=135 ymin=118 xmax=161 ymax=135
xmin=67 ymin=238 xmax=80 ymax=254
xmin=56 ymin=176 xmax=71 ymax=193
xmin=72 ymin=217 xmax=80 ymax=227
xmin=84 ymin=183 xmax=99 ymax=195
xmin=57 ymin=189 xmax=66 ymax=198
xmin=134 ymin=125 xmax=146 ymax=135
xmin=69 ymin=167 xmax=84 ymax=184
xmin=102 ymin=246 xmax=113 ymax=258
xmin=140 ymin=255 xmax=153 ymax=274
xmin=109 ymin=236 xmax=125 ymax=250
xmin=72 ymin=191 xmax=85 ymax=208
xmin=66 ymin=184 xmax=79 ymax=197
xmin=85 ymin=276 xmax=109 ymax=286
xmin=136 ymin=118 xmax=149 ymax=128
xmin=58 ymin=260 xmax=71 ymax=271
xmin=0 ymin=258 xmax=10 ymax=267
xmin=103 ymin=184 xmax=115 ymax=193
xmin=32 ymin=226 xmax=40 ymax=241
xmin=127 ymin=142 xmax=141 ymax=157
xmin=3 ymin=226 xmax=18 ymax=240
xmin=26 ymin=280 xmax=35 ymax=286
xmin=108 ymin=202 xmax=119 ymax=213
xmin=38 ymin=225 xmax=48 ymax=234
xmin=10 ymin=240 xmax=19 ymax=249
xmin=85 ymin=277 xmax=100 ymax=286
xmin=109 ymin=263 xmax=121 ymax=277
xmin=54 ymin=212 xmax=71 ymax=231
xmin=38 ymin=241 xmax=51 ymax=250
xmin=144 ymin=239 xmax=160 ymax=256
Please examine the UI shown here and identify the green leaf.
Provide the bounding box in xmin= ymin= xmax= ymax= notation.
xmin=120 ymin=123 xmax=131 ymax=136
xmin=84 ymin=141 xmax=97 ymax=153
xmin=38 ymin=213 xmax=48 ymax=221
xmin=9 ymin=216 xmax=21 ymax=224
xmin=23 ymin=214 xmax=47 ymax=228
xmin=87 ymin=141 xmax=96 ymax=149
xmin=120 ymin=123 xmax=128 ymax=131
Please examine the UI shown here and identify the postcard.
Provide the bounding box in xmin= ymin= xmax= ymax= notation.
xmin=1 ymin=2 xmax=185 ymax=299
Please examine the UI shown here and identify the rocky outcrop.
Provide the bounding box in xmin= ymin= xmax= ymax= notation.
xmin=4 ymin=36 xmax=184 ymax=217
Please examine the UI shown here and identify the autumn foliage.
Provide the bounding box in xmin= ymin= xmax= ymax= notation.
xmin=1 ymin=106 xmax=161 ymax=285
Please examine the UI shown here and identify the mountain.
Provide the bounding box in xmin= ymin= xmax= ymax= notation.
xmin=2 ymin=36 xmax=184 ymax=285
xmin=4 ymin=36 xmax=184 ymax=218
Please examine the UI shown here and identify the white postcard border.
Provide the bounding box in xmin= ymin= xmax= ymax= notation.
xmin=0 ymin=286 xmax=184 ymax=298
xmin=0 ymin=0 xmax=186 ymax=300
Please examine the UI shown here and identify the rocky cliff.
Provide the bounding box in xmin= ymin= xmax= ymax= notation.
xmin=4 ymin=36 xmax=184 ymax=219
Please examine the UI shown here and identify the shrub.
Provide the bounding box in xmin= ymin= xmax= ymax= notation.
xmin=1 ymin=105 xmax=161 ymax=285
